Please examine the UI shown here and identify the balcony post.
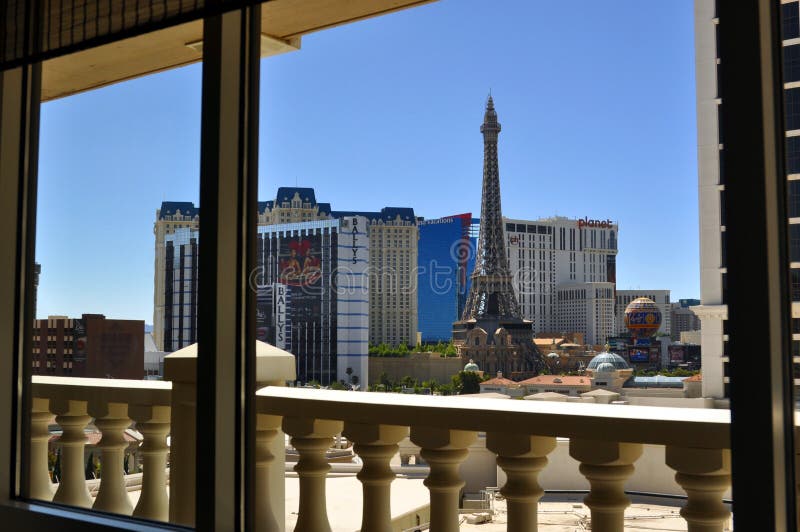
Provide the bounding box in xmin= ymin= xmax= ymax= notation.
xmin=89 ymin=401 xmax=133 ymax=515
xmin=283 ymin=417 xmax=344 ymax=532
xmin=163 ymin=348 xmax=198 ymax=525
xmin=487 ymin=433 xmax=556 ymax=532
xmin=343 ymin=423 xmax=409 ymax=532
xmin=130 ymin=405 xmax=171 ymax=521
xmin=570 ymin=439 xmax=642 ymax=532
xmin=666 ymin=447 xmax=731 ymax=532
xmin=411 ymin=427 xmax=477 ymax=532
xmin=51 ymin=399 xmax=93 ymax=508
xmin=166 ymin=341 xmax=295 ymax=528
xmin=28 ymin=397 xmax=54 ymax=501
xmin=255 ymin=413 xmax=282 ymax=532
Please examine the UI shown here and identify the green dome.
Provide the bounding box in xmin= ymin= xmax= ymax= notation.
xmin=464 ymin=359 xmax=479 ymax=372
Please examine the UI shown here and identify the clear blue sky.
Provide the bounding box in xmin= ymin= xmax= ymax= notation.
xmin=35 ymin=0 xmax=698 ymax=322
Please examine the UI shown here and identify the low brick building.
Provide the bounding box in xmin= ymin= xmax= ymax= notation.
xmin=31 ymin=314 xmax=144 ymax=379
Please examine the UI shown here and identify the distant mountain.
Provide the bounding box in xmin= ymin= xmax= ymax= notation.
xmin=144 ymin=324 xmax=153 ymax=333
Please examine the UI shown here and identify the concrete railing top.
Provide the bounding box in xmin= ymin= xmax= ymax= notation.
xmin=32 ymin=376 xmax=172 ymax=406
xmin=256 ymin=387 xmax=732 ymax=449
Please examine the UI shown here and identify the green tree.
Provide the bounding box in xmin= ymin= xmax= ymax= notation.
xmin=452 ymin=371 xmax=482 ymax=394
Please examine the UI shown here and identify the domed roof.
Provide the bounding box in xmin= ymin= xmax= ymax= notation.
xmin=595 ymin=362 xmax=616 ymax=373
xmin=464 ymin=359 xmax=479 ymax=372
xmin=587 ymin=352 xmax=630 ymax=370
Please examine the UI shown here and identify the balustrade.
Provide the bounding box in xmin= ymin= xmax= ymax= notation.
xmin=30 ymin=377 xmax=171 ymax=519
xmin=25 ymin=376 xmax=736 ymax=532
xmin=258 ymin=387 xmax=733 ymax=532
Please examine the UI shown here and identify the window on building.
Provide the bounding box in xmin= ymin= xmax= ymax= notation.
xmin=793 ymin=269 xmax=800 ymax=301
xmin=791 ymin=224 xmax=800 ymax=263
xmin=786 ymin=88 xmax=800 ymax=131
xmin=784 ymin=44 xmax=800 ymax=83
xmin=791 ymin=181 xmax=800 ymax=217
xmin=784 ymin=2 xmax=800 ymax=40
xmin=787 ymin=136 xmax=800 ymax=175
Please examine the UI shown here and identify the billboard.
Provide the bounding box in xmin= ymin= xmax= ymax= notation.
xmin=256 ymin=223 xmax=338 ymax=384
xmin=629 ymin=350 xmax=649 ymax=363
xmin=669 ymin=345 xmax=685 ymax=363
xmin=72 ymin=318 xmax=87 ymax=363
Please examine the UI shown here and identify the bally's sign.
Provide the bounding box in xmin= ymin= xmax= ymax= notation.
xmin=577 ymin=217 xmax=614 ymax=229
xmin=274 ymin=283 xmax=287 ymax=349
xmin=351 ymin=217 xmax=359 ymax=264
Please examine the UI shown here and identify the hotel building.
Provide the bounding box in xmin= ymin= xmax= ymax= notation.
xmin=416 ymin=213 xmax=476 ymax=343
xmin=503 ymin=215 xmax=618 ymax=344
xmin=158 ymin=218 xmax=369 ymax=386
xmin=332 ymin=208 xmax=418 ymax=347
xmin=152 ymin=202 xmax=200 ymax=351
xmin=153 ymin=188 xmax=417 ymax=351
xmin=31 ymin=314 xmax=144 ymax=379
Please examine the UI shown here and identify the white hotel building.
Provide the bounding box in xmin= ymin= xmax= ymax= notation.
xmin=504 ymin=216 xmax=618 ymax=345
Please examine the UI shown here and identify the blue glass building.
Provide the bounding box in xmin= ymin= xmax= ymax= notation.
xmin=417 ymin=214 xmax=476 ymax=343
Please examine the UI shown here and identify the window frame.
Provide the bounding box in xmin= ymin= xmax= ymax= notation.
xmin=0 ymin=0 xmax=797 ymax=530
xmin=0 ymin=3 xmax=262 ymax=532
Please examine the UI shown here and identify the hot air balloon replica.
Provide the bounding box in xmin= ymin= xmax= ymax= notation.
xmin=623 ymin=297 xmax=663 ymax=341
xmin=623 ymin=297 xmax=663 ymax=364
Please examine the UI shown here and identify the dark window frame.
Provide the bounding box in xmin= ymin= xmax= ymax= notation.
xmin=0 ymin=1 xmax=797 ymax=531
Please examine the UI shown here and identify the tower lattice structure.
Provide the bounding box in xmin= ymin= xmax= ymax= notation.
xmin=453 ymin=96 xmax=542 ymax=378
xmin=461 ymin=96 xmax=521 ymax=321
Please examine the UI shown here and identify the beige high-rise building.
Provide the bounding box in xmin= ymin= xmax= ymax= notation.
xmin=153 ymin=202 xmax=200 ymax=351
xmin=362 ymin=214 xmax=419 ymax=347
xmin=153 ymin=189 xmax=418 ymax=350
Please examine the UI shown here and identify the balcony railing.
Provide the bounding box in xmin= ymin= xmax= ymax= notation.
xmin=30 ymin=376 xmax=172 ymax=520
xmin=28 ymin=373 xmax=735 ymax=532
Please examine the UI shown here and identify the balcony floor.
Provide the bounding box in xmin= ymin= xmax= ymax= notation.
xmin=285 ymin=474 xmax=429 ymax=531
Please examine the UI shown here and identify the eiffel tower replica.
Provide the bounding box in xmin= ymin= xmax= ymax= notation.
xmin=452 ymin=96 xmax=542 ymax=378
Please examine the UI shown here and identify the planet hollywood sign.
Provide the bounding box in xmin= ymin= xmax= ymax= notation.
xmin=577 ymin=217 xmax=614 ymax=229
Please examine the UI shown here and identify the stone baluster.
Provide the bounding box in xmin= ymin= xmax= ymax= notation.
xmin=487 ymin=433 xmax=556 ymax=532
xmin=255 ymin=413 xmax=283 ymax=532
xmin=129 ymin=405 xmax=171 ymax=521
xmin=283 ymin=417 xmax=344 ymax=532
xmin=343 ymin=422 xmax=409 ymax=532
xmin=666 ymin=447 xmax=731 ymax=532
xmin=28 ymin=397 xmax=55 ymax=501
xmin=51 ymin=399 xmax=93 ymax=508
xmin=411 ymin=427 xmax=477 ymax=532
xmin=90 ymin=401 xmax=133 ymax=515
xmin=569 ymin=439 xmax=642 ymax=532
